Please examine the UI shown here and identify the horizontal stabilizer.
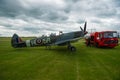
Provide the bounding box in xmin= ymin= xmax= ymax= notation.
xmin=11 ymin=33 xmax=26 ymax=48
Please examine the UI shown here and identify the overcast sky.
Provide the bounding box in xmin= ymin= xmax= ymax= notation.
xmin=0 ymin=0 xmax=120 ymax=37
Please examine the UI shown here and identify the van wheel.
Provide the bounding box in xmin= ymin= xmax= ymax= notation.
xmin=96 ymin=43 xmax=99 ymax=48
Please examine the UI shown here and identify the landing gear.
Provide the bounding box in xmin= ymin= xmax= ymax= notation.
xmin=46 ymin=45 xmax=51 ymax=49
xmin=67 ymin=42 xmax=76 ymax=52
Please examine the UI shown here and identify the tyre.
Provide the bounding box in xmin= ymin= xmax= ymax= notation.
xmin=70 ymin=46 xmax=76 ymax=52
xmin=95 ymin=43 xmax=99 ymax=48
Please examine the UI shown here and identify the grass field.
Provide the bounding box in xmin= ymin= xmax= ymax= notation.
xmin=0 ymin=37 xmax=120 ymax=80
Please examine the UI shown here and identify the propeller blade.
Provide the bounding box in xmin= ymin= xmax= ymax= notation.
xmin=80 ymin=26 xmax=84 ymax=32
xmin=84 ymin=22 xmax=87 ymax=32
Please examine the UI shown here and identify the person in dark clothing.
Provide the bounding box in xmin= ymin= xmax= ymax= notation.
xmin=86 ymin=37 xmax=91 ymax=47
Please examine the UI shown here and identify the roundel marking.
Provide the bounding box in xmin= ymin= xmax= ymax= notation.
xmin=36 ymin=39 xmax=42 ymax=44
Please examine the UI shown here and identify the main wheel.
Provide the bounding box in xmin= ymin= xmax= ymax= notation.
xmin=70 ymin=46 xmax=76 ymax=52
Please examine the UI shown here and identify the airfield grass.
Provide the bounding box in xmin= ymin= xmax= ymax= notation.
xmin=0 ymin=37 xmax=120 ymax=80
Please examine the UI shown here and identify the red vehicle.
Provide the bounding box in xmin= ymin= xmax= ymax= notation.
xmin=85 ymin=31 xmax=119 ymax=48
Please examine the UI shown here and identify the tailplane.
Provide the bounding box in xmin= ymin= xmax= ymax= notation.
xmin=11 ymin=33 xmax=26 ymax=48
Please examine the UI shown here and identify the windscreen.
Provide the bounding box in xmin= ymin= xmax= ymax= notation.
xmin=104 ymin=32 xmax=117 ymax=38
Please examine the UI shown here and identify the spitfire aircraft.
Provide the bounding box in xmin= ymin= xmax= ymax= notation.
xmin=11 ymin=22 xmax=87 ymax=51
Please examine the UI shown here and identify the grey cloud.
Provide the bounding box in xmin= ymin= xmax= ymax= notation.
xmin=113 ymin=0 xmax=120 ymax=7
xmin=91 ymin=19 xmax=102 ymax=24
xmin=0 ymin=0 xmax=118 ymax=22
xmin=23 ymin=27 xmax=40 ymax=33
xmin=23 ymin=25 xmax=60 ymax=34
xmin=0 ymin=0 xmax=120 ymax=36
xmin=77 ymin=19 xmax=86 ymax=24
xmin=68 ymin=0 xmax=117 ymax=19
xmin=110 ymin=23 xmax=120 ymax=30
xmin=40 ymin=10 xmax=68 ymax=22
xmin=95 ymin=7 xmax=117 ymax=18
xmin=0 ymin=0 xmax=68 ymax=23
xmin=64 ymin=0 xmax=79 ymax=12
xmin=0 ymin=0 xmax=25 ymax=18
xmin=65 ymin=0 xmax=79 ymax=3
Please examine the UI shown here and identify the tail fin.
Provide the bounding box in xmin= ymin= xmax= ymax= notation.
xmin=11 ymin=33 xmax=26 ymax=48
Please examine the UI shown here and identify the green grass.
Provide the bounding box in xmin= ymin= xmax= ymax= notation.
xmin=0 ymin=37 xmax=120 ymax=80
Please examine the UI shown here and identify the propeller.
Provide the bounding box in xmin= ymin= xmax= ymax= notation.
xmin=80 ymin=26 xmax=84 ymax=32
xmin=80 ymin=22 xmax=88 ymax=35
xmin=84 ymin=22 xmax=87 ymax=32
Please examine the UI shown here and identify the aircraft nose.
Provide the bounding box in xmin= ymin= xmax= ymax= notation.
xmin=84 ymin=31 xmax=88 ymax=35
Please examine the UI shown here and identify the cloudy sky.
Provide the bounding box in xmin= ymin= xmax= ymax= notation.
xmin=0 ymin=0 xmax=120 ymax=37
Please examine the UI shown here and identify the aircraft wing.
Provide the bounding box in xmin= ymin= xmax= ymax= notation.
xmin=54 ymin=37 xmax=81 ymax=45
